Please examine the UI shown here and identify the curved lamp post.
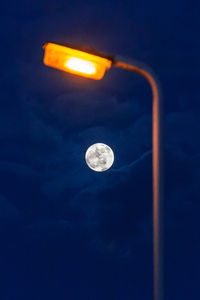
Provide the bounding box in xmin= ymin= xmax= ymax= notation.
xmin=43 ymin=42 xmax=164 ymax=300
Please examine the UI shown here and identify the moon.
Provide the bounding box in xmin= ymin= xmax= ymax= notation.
xmin=85 ymin=143 xmax=114 ymax=172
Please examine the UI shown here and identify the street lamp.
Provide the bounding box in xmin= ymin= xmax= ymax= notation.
xmin=43 ymin=41 xmax=164 ymax=300
xmin=43 ymin=42 xmax=112 ymax=80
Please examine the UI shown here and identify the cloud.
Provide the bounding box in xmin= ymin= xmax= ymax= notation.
xmin=166 ymin=112 xmax=200 ymax=154
xmin=0 ymin=160 xmax=42 ymax=217
xmin=0 ymin=194 xmax=19 ymax=221
xmin=0 ymin=75 xmax=198 ymax=257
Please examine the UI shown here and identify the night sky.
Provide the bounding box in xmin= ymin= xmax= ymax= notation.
xmin=0 ymin=1 xmax=200 ymax=299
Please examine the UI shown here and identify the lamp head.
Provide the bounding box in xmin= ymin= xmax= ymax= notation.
xmin=43 ymin=42 xmax=113 ymax=80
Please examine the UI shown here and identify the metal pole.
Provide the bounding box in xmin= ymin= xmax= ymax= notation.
xmin=113 ymin=58 xmax=164 ymax=300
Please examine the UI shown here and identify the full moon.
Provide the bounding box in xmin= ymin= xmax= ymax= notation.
xmin=85 ymin=143 xmax=114 ymax=172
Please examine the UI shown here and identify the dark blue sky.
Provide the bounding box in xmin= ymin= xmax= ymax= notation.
xmin=0 ymin=1 xmax=200 ymax=299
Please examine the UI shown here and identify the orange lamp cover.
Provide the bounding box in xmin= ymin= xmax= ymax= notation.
xmin=43 ymin=42 xmax=112 ymax=80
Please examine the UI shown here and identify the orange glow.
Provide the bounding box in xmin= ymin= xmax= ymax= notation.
xmin=43 ymin=42 xmax=112 ymax=80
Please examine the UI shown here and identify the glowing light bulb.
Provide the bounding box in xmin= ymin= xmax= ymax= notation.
xmin=65 ymin=57 xmax=96 ymax=75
